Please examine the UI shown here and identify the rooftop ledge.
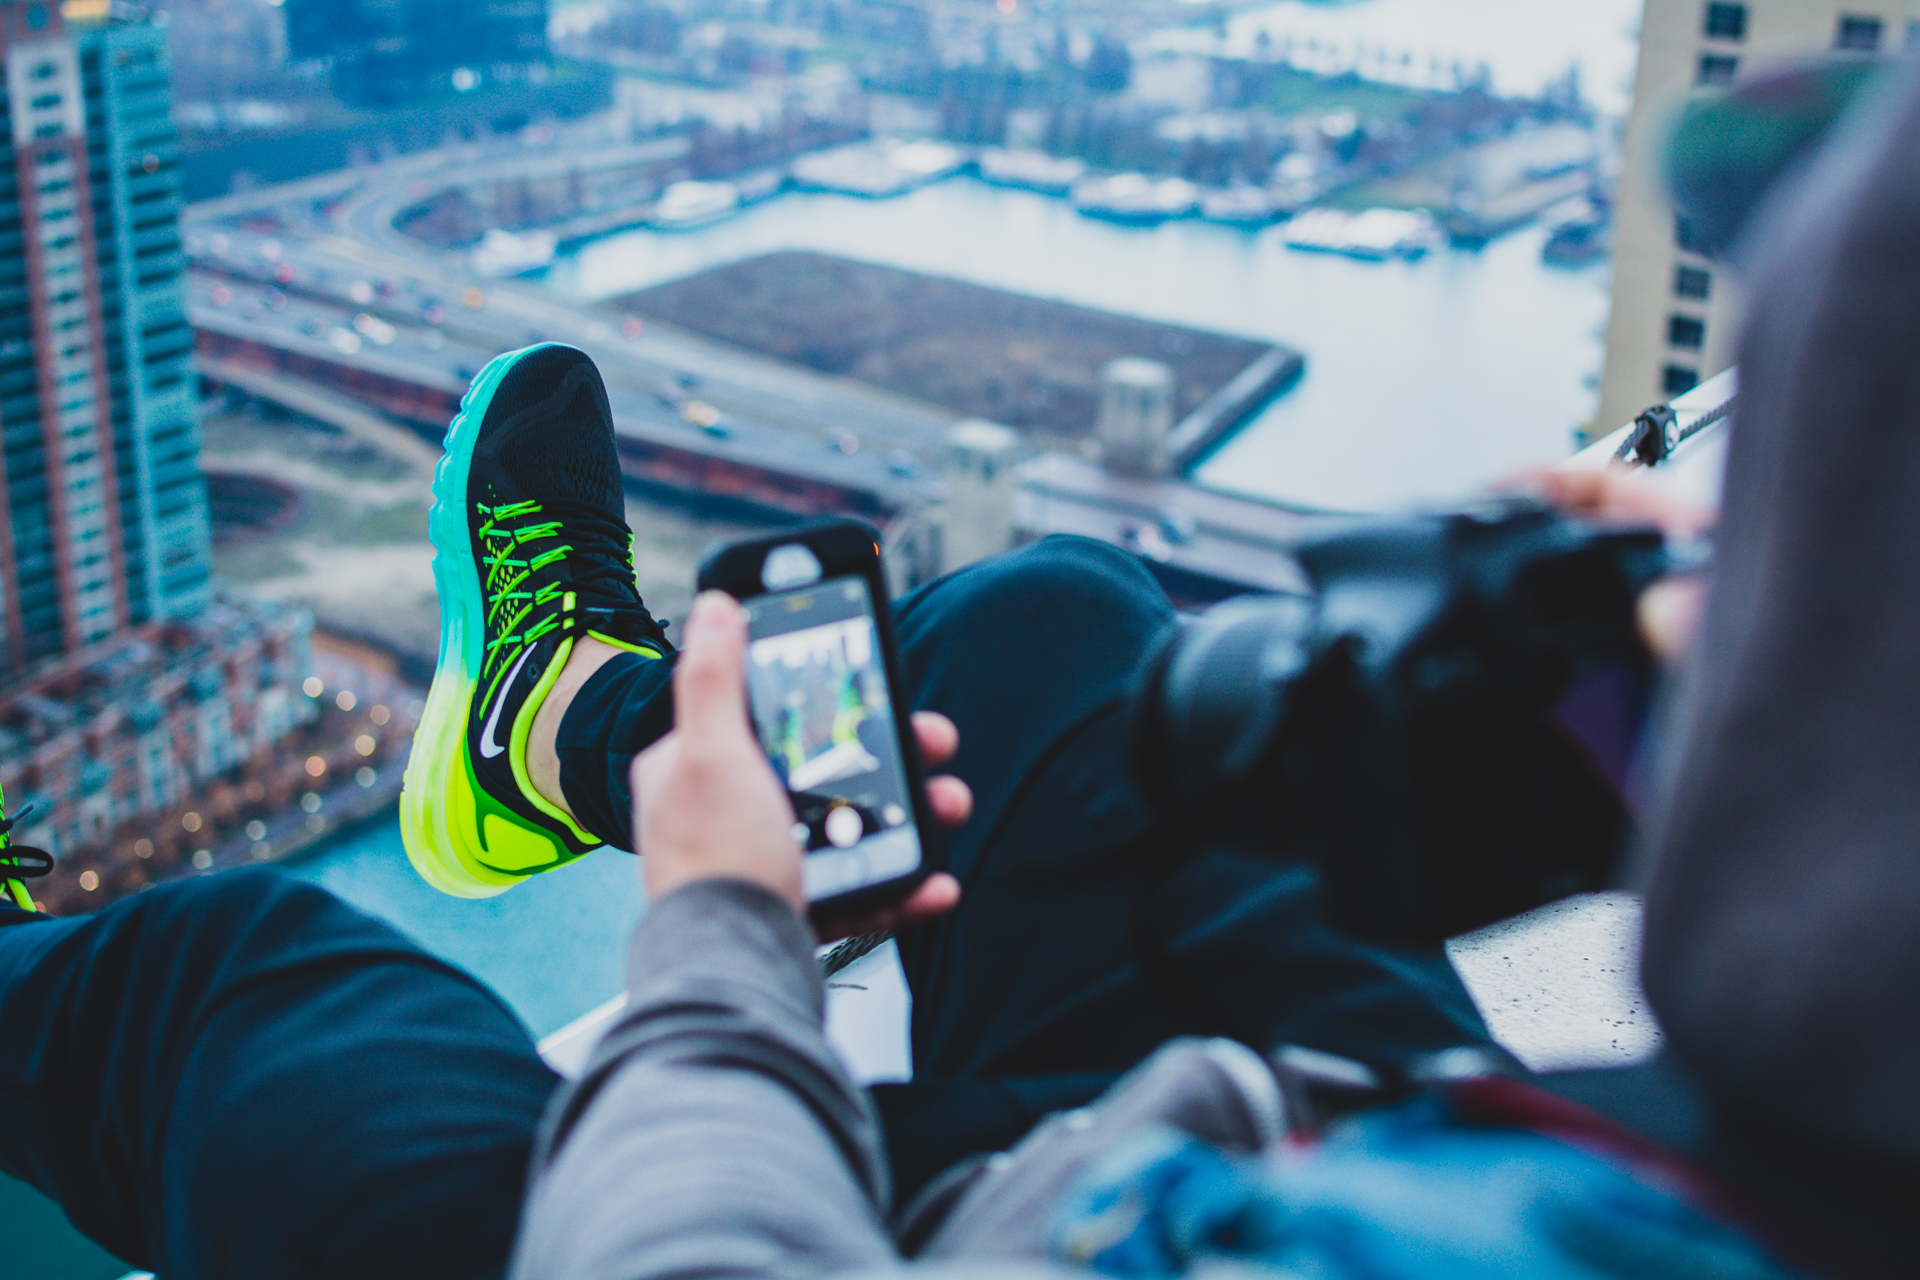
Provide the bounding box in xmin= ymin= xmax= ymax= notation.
xmin=1558 ymin=367 xmax=1736 ymax=513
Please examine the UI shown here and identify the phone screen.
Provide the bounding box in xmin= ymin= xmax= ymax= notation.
xmin=742 ymin=575 xmax=922 ymax=902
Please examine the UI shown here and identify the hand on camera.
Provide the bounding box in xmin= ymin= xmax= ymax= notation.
xmin=1523 ymin=467 xmax=1713 ymax=665
xmin=630 ymin=591 xmax=966 ymax=938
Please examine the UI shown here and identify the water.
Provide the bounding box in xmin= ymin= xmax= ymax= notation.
xmin=1160 ymin=0 xmax=1644 ymax=116
xmin=289 ymin=811 xmax=643 ymax=1039
xmin=548 ymin=179 xmax=1610 ymax=512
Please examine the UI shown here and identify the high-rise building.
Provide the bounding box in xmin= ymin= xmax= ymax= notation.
xmin=0 ymin=3 xmax=318 ymax=877
xmin=1597 ymin=0 xmax=1920 ymax=433
xmin=1 ymin=0 xmax=210 ymax=677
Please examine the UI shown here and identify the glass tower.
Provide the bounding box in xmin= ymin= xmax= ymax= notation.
xmin=0 ymin=0 xmax=210 ymax=677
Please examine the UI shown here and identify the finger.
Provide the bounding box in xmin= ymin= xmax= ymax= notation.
xmin=893 ymin=872 xmax=961 ymax=923
xmin=673 ymin=592 xmax=750 ymax=749
xmin=926 ymin=774 xmax=972 ymax=828
xmin=819 ymin=874 xmax=961 ymax=940
xmin=1638 ymin=577 xmax=1707 ymax=664
xmin=911 ymin=711 xmax=960 ymax=766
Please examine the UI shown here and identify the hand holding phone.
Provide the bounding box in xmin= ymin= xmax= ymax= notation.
xmin=695 ymin=519 xmax=945 ymax=921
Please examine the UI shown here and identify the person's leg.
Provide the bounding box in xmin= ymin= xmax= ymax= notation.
xmin=401 ymin=343 xmax=672 ymax=898
xmin=872 ymin=537 xmax=1491 ymax=1198
xmin=0 ymin=869 xmax=556 ymax=1279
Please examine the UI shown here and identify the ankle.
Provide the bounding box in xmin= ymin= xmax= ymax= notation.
xmin=527 ymin=637 xmax=628 ymax=815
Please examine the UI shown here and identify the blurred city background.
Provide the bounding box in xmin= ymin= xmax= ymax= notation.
xmin=3 ymin=0 xmax=1909 ymax=1271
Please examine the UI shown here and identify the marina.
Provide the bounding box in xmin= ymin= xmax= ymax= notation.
xmin=551 ymin=176 xmax=1611 ymax=513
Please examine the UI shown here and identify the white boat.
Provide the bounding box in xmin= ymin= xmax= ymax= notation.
xmin=653 ymin=180 xmax=741 ymax=230
xmin=1200 ymin=186 xmax=1275 ymax=227
xmin=890 ymin=139 xmax=966 ymax=181
xmin=1072 ymin=173 xmax=1199 ymax=225
xmin=977 ymin=148 xmax=1088 ymax=196
xmin=470 ymin=228 xmax=557 ymax=277
xmin=1281 ymin=207 xmax=1442 ymax=261
xmin=790 ymin=139 xmax=964 ymax=199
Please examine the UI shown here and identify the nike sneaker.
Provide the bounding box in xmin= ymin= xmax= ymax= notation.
xmin=0 ymin=786 xmax=50 ymax=913
xmin=402 ymin=344 xmax=670 ymax=897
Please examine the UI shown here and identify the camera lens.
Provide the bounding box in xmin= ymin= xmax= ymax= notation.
xmin=1133 ymin=595 xmax=1314 ymax=808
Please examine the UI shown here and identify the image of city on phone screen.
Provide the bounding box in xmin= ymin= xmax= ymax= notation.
xmin=745 ymin=577 xmax=918 ymax=897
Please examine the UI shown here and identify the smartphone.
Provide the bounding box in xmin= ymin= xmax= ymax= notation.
xmin=696 ymin=518 xmax=935 ymax=920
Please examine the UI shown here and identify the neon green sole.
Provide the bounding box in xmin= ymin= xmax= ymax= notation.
xmin=400 ymin=345 xmax=584 ymax=898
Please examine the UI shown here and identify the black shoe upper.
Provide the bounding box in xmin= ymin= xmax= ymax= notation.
xmin=457 ymin=346 xmax=670 ymax=856
xmin=467 ymin=345 xmax=671 ymax=675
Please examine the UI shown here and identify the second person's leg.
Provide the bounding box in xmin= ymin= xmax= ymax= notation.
xmin=874 ymin=536 xmax=1492 ymax=1199
xmin=0 ymin=870 xmax=556 ymax=1280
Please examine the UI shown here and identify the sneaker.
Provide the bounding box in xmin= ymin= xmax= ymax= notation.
xmin=0 ymin=787 xmax=50 ymax=913
xmin=402 ymin=344 xmax=670 ymax=897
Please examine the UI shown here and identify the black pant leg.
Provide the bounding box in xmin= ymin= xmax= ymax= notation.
xmin=0 ymin=869 xmax=556 ymax=1280
xmin=553 ymin=646 xmax=678 ymax=851
xmin=876 ymin=537 xmax=1490 ymax=1198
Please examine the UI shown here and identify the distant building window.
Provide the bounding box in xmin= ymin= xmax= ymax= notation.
xmin=1675 ymin=215 xmax=1708 ymax=254
xmin=1836 ymin=15 xmax=1883 ymax=50
xmin=1675 ymin=266 xmax=1712 ymax=299
xmin=1669 ymin=315 xmax=1706 ymax=349
xmin=1663 ymin=364 xmax=1700 ymax=396
xmin=1697 ymin=55 xmax=1739 ymax=85
xmin=1705 ymin=3 xmax=1747 ymax=39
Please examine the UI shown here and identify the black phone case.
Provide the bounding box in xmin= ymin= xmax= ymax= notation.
xmin=695 ymin=517 xmax=939 ymax=924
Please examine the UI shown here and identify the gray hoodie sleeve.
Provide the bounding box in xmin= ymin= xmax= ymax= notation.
xmin=1639 ymin=58 xmax=1920 ymax=1162
xmin=508 ymin=879 xmax=898 ymax=1280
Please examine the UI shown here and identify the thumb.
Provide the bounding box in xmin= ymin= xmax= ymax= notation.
xmin=673 ymin=591 xmax=752 ymax=748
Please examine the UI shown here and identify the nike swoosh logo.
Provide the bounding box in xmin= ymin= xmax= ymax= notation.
xmin=478 ymin=645 xmax=536 ymax=759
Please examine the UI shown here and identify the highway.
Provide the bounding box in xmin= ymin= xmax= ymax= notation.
xmin=184 ymin=222 xmax=951 ymax=511
xmin=182 ymin=134 xmax=1323 ymax=594
xmin=184 ymin=125 xmax=966 ymax=513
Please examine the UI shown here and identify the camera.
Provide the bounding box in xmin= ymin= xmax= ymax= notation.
xmin=1129 ymin=500 xmax=1674 ymax=943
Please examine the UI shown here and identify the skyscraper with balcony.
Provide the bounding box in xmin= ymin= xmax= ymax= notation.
xmin=1596 ymin=0 xmax=1920 ymax=433
xmin=1 ymin=0 xmax=210 ymax=678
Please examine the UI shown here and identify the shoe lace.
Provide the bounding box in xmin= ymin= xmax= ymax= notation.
xmin=1 ymin=804 xmax=52 ymax=910
xmin=476 ymin=498 xmax=669 ymax=679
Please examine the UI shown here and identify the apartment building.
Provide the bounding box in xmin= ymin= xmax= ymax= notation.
xmin=1596 ymin=0 xmax=1919 ymax=433
xmin=2 ymin=0 xmax=211 ymax=675
xmin=2 ymin=3 xmax=316 ymax=872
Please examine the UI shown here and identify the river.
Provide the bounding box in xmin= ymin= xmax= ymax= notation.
xmin=1158 ymin=0 xmax=1644 ymax=116
xmin=547 ymin=177 xmax=1613 ymax=513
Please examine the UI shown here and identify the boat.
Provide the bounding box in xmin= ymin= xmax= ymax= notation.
xmin=1281 ymin=208 xmax=1442 ymax=261
xmin=1072 ymin=173 xmax=1199 ymax=225
xmin=1541 ymin=197 xmax=1610 ymax=266
xmin=1543 ymin=216 xmax=1608 ymax=265
xmin=652 ymin=180 xmax=741 ymax=230
xmin=977 ymin=148 xmax=1088 ymax=196
xmin=470 ymin=228 xmax=556 ymax=277
xmin=790 ymin=139 xmax=965 ymax=199
xmin=1200 ymin=185 xmax=1275 ymax=227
